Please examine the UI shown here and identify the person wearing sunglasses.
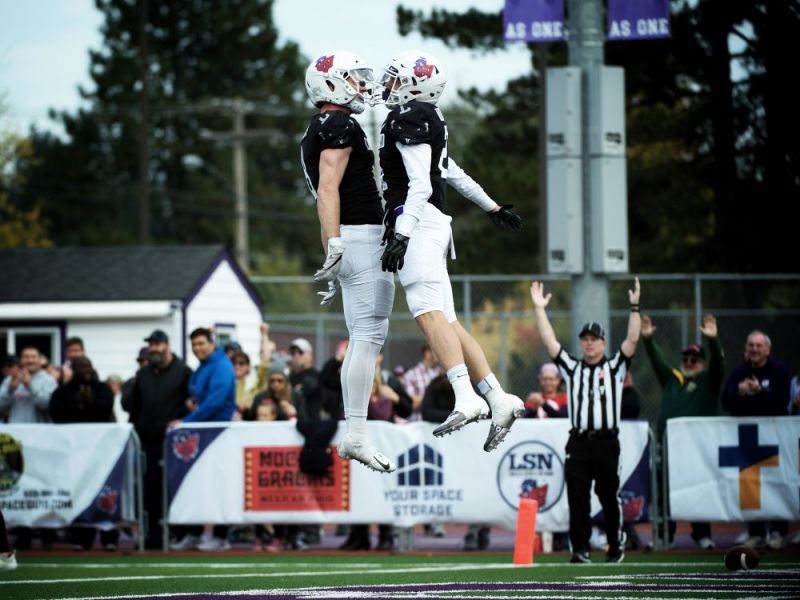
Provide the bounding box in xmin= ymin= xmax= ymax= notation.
xmin=641 ymin=313 xmax=724 ymax=551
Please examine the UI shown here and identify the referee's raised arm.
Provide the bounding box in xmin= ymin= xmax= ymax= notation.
xmin=530 ymin=281 xmax=561 ymax=359
xmin=621 ymin=276 xmax=642 ymax=359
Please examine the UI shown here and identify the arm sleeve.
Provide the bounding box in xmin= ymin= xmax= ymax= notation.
xmin=31 ymin=374 xmax=57 ymax=411
xmin=541 ymin=400 xmax=562 ymax=418
xmin=447 ymin=158 xmax=498 ymax=212
xmin=706 ymin=336 xmax=725 ymax=395
xmin=394 ymin=142 xmax=433 ymax=237
xmin=643 ymin=337 xmax=678 ymax=387
xmin=183 ymin=367 xmax=233 ymax=423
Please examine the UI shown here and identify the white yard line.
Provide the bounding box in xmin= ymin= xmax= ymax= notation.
xmin=19 ymin=562 xmax=379 ymax=570
xmin=1 ymin=563 xmax=533 ymax=586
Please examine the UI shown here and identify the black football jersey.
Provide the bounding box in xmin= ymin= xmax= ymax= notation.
xmin=379 ymin=101 xmax=449 ymax=224
xmin=300 ymin=110 xmax=383 ymax=225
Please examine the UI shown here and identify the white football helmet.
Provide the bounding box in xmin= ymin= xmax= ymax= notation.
xmin=379 ymin=50 xmax=447 ymax=107
xmin=304 ymin=50 xmax=375 ymax=114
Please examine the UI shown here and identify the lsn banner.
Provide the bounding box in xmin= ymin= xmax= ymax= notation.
xmin=0 ymin=424 xmax=138 ymax=528
xmin=668 ymin=416 xmax=800 ymax=521
xmin=165 ymin=420 xmax=650 ymax=531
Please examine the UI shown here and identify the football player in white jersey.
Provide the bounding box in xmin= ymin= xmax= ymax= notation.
xmin=377 ymin=50 xmax=525 ymax=451
xmin=301 ymin=51 xmax=396 ymax=473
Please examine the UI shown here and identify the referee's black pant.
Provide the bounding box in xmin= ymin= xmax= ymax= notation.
xmin=565 ymin=431 xmax=622 ymax=555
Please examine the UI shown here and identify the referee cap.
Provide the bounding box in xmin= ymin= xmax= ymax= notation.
xmin=579 ymin=322 xmax=605 ymax=340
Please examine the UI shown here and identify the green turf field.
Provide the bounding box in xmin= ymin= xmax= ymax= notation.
xmin=1 ymin=552 xmax=798 ymax=599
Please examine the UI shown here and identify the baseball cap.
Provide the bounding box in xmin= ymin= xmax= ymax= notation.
xmin=2 ymin=354 xmax=17 ymax=368
xmin=289 ymin=337 xmax=313 ymax=354
xmin=579 ymin=322 xmax=605 ymax=340
xmin=144 ymin=329 xmax=169 ymax=343
xmin=681 ymin=343 xmax=706 ymax=360
xmin=224 ymin=341 xmax=243 ymax=352
xmin=136 ymin=347 xmax=150 ymax=362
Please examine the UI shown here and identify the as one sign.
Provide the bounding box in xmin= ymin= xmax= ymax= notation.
xmin=608 ymin=0 xmax=671 ymax=40
xmin=504 ymin=0 xmax=565 ymax=42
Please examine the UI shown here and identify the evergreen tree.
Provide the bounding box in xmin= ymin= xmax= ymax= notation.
xmin=14 ymin=0 xmax=317 ymax=271
xmin=397 ymin=1 xmax=800 ymax=273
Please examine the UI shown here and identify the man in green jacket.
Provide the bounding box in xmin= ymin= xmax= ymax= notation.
xmin=642 ymin=313 xmax=724 ymax=550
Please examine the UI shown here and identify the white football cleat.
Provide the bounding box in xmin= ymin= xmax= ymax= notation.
xmin=433 ymin=391 xmax=489 ymax=437
xmin=337 ymin=436 xmax=396 ymax=473
xmin=0 ymin=551 xmax=17 ymax=572
xmin=483 ymin=393 xmax=525 ymax=452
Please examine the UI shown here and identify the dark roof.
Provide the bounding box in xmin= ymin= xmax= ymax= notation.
xmin=0 ymin=245 xmax=260 ymax=305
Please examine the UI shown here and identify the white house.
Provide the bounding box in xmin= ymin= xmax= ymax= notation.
xmin=0 ymin=245 xmax=263 ymax=380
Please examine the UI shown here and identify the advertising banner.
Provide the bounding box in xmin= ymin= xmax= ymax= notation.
xmin=668 ymin=416 xmax=800 ymax=521
xmin=504 ymin=0 xmax=565 ymax=43
xmin=166 ymin=420 xmax=650 ymax=531
xmin=607 ymin=0 xmax=671 ymax=40
xmin=0 ymin=424 xmax=138 ymax=528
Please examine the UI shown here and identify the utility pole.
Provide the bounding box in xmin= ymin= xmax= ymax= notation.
xmin=200 ymin=99 xmax=284 ymax=273
xmin=567 ymin=0 xmax=609 ymax=345
xmin=232 ymin=100 xmax=249 ymax=271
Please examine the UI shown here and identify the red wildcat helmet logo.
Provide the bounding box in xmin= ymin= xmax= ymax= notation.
xmin=413 ymin=57 xmax=434 ymax=78
xmin=315 ymin=55 xmax=335 ymax=73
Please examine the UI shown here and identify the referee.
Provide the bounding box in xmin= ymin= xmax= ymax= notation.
xmin=530 ymin=278 xmax=642 ymax=564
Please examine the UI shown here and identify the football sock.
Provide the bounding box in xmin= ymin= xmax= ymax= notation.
xmin=345 ymin=339 xmax=381 ymax=440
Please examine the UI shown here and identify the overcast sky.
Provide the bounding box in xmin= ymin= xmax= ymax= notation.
xmin=0 ymin=0 xmax=531 ymax=134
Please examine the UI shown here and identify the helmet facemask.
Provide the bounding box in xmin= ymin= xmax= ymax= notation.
xmin=305 ymin=52 xmax=377 ymax=114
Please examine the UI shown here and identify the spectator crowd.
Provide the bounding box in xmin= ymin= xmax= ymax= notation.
xmin=1 ymin=312 xmax=799 ymax=556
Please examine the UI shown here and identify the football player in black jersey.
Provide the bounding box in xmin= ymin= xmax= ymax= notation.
xmin=377 ymin=50 xmax=525 ymax=452
xmin=301 ymin=51 xmax=396 ymax=473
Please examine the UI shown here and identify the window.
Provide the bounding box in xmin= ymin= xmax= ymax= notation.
xmin=1 ymin=326 xmax=61 ymax=365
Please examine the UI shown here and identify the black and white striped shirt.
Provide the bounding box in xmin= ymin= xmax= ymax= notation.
xmin=554 ymin=346 xmax=631 ymax=432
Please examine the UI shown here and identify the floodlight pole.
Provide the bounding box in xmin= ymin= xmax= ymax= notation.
xmin=567 ymin=0 xmax=610 ymax=347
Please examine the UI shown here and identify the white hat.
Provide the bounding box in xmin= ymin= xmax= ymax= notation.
xmin=289 ymin=338 xmax=313 ymax=354
xmin=539 ymin=363 xmax=560 ymax=378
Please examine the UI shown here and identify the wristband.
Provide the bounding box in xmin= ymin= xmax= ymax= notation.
xmin=630 ymin=304 xmax=640 ymax=312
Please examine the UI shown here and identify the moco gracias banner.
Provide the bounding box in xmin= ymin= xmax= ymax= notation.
xmin=0 ymin=424 xmax=137 ymax=528
xmin=667 ymin=417 xmax=800 ymax=521
xmin=166 ymin=420 xmax=649 ymax=530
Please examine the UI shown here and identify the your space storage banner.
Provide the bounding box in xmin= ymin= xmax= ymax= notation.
xmin=667 ymin=416 xmax=800 ymax=521
xmin=165 ymin=420 xmax=650 ymax=531
xmin=0 ymin=424 xmax=138 ymax=528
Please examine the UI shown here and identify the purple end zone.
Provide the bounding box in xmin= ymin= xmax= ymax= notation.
xmin=114 ymin=573 xmax=800 ymax=600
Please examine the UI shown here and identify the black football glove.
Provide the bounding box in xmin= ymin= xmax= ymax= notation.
xmin=381 ymin=233 xmax=410 ymax=273
xmin=487 ymin=204 xmax=522 ymax=231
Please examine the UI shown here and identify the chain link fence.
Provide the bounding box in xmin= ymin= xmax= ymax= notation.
xmin=251 ymin=274 xmax=800 ymax=426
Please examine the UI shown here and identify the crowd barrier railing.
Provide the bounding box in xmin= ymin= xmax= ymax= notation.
xmin=665 ymin=416 xmax=800 ymax=524
xmin=0 ymin=423 xmax=144 ymax=550
xmin=162 ymin=419 xmax=652 ymax=549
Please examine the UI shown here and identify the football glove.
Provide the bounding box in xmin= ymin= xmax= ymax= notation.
xmin=317 ymin=279 xmax=339 ymax=306
xmin=487 ymin=204 xmax=522 ymax=231
xmin=381 ymin=233 xmax=409 ymax=273
xmin=313 ymin=237 xmax=345 ymax=282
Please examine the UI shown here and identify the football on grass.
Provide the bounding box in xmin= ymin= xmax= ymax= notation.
xmin=724 ymin=544 xmax=760 ymax=570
